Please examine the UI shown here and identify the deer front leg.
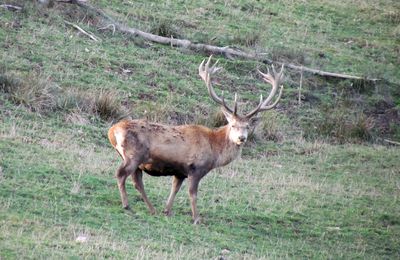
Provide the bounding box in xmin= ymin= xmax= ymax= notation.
xmin=163 ymin=176 xmax=185 ymax=216
xmin=188 ymin=175 xmax=201 ymax=224
xmin=131 ymin=169 xmax=156 ymax=215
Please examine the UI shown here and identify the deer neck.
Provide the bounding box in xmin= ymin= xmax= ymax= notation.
xmin=212 ymin=125 xmax=242 ymax=168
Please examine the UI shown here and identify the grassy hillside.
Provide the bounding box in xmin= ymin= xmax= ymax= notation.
xmin=1 ymin=0 xmax=399 ymax=259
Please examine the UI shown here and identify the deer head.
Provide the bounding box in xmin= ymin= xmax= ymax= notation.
xmin=199 ymin=56 xmax=284 ymax=145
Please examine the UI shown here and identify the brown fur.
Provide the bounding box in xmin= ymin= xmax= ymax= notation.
xmin=108 ymin=118 xmax=242 ymax=223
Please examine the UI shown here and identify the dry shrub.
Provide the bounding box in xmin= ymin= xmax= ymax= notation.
xmin=232 ymin=32 xmax=261 ymax=47
xmin=350 ymin=113 xmax=375 ymax=140
xmin=300 ymin=107 xmax=375 ymax=143
xmin=150 ymin=19 xmax=182 ymax=38
xmin=93 ymin=90 xmax=126 ymax=121
xmin=59 ymin=89 xmax=127 ymax=122
xmin=0 ymin=70 xmax=126 ymax=122
xmin=384 ymin=10 xmax=400 ymax=24
xmin=0 ymin=71 xmax=60 ymax=113
xmin=249 ymin=110 xmax=283 ymax=142
xmin=56 ymin=88 xmax=92 ymax=112
xmin=270 ymin=46 xmax=307 ymax=65
xmin=203 ymin=109 xmax=228 ymax=128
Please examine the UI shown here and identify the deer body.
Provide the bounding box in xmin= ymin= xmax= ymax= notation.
xmin=108 ymin=56 xmax=284 ymax=223
xmin=109 ymin=119 xmax=241 ymax=178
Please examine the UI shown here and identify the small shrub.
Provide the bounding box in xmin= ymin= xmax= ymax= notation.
xmin=93 ymin=90 xmax=126 ymax=121
xmin=349 ymin=113 xmax=375 ymax=141
xmin=0 ymin=72 xmax=21 ymax=94
xmin=250 ymin=110 xmax=283 ymax=142
xmin=192 ymin=105 xmax=225 ymax=127
xmin=211 ymin=110 xmax=228 ymax=127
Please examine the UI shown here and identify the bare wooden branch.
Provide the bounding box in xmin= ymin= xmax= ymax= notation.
xmin=1 ymin=4 xmax=22 ymax=11
xmin=384 ymin=139 xmax=400 ymax=146
xmin=64 ymin=20 xmax=100 ymax=42
xmin=98 ymin=24 xmax=116 ymax=35
xmin=59 ymin=0 xmax=379 ymax=82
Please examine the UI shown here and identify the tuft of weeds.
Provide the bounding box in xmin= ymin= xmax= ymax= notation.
xmin=300 ymin=106 xmax=375 ymax=143
xmin=269 ymin=46 xmax=307 ymax=65
xmin=150 ymin=19 xmax=182 ymax=38
xmin=232 ymin=32 xmax=261 ymax=47
xmin=383 ymin=10 xmax=400 ymax=24
xmin=388 ymin=122 xmax=400 ymax=141
xmin=0 ymin=71 xmax=126 ymax=122
xmin=93 ymin=90 xmax=127 ymax=122
xmin=206 ymin=109 xmax=228 ymax=128
xmin=58 ymin=89 xmax=127 ymax=122
xmin=250 ymin=110 xmax=284 ymax=142
xmin=55 ymin=88 xmax=90 ymax=112
xmin=0 ymin=72 xmax=20 ymax=94
xmin=11 ymin=75 xmax=60 ymax=113
xmin=0 ymin=70 xmax=60 ymax=113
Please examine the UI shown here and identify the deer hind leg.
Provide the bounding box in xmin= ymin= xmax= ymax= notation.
xmin=163 ymin=176 xmax=185 ymax=216
xmin=131 ymin=169 xmax=156 ymax=215
xmin=116 ymin=160 xmax=138 ymax=209
xmin=188 ymin=175 xmax=201 ymax=224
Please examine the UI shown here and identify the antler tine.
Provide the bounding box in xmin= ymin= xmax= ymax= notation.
xmin=258 ymin=85 xmax=284 ymax=111
xmin=245 ymin=94 xmax=264 ymax=119
xmin=245 ymin=64 xmax=284 ymax=118
xmin=199 ymin=55 xmax=235 ymax=114
xmin=233 ymin=93 xmax=238 ymax=115
xmin=259 ymin=64 xmax=284 ymax=106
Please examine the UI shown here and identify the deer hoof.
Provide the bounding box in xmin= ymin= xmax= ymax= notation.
xmin=123 ymin=205 xmax=131 ymax=210
xmin=193 ymin=217 xmax=201 ymax=225
xmin=163 ymin=210 xmax=172 ymax=216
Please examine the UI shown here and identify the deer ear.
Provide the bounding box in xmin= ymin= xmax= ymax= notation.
xmin=249 ymin=117 xmax=261 ymax=127
xmin=221 ymin=108 xmax=234 ymax=123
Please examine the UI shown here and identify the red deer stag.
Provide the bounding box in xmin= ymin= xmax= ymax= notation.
xmin=108 ymin=56 xmax=284 ymax=224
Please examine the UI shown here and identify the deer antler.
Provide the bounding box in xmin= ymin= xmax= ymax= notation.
xmin=244 ymin=64 xmax=284 ymax=118
xmin=199 ymin=56 xmax=238 ymax=115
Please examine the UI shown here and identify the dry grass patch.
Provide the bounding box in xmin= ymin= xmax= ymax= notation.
xmin=0 ymin=71 xmax=60 ymax=113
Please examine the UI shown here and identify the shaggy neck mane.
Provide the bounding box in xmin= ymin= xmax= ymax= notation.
xmin=211 ymin=125 xmax=242 ymax=168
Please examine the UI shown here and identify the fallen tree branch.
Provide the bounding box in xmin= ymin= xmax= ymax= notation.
xmin=59 ymin=0 xmax=379 ymax=82
xmin=383 ymin=139 xmax=400 ymax=146
xmin=1 ymin=4 xmax=22 ymax=11
xmin=64 ymin=20 xmax=100 ymax=42
xmin=98 ymin=24 xmax=116 ymax=35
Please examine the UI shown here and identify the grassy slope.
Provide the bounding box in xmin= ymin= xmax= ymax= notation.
xmin=1 ymin=0 xmax=400 ymax=259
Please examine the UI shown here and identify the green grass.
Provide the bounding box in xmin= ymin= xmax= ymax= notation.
xmin=1 ymin=111 xmax=399 ymax=258
xmin=1 ymin=0 xmax=400 ymax=258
